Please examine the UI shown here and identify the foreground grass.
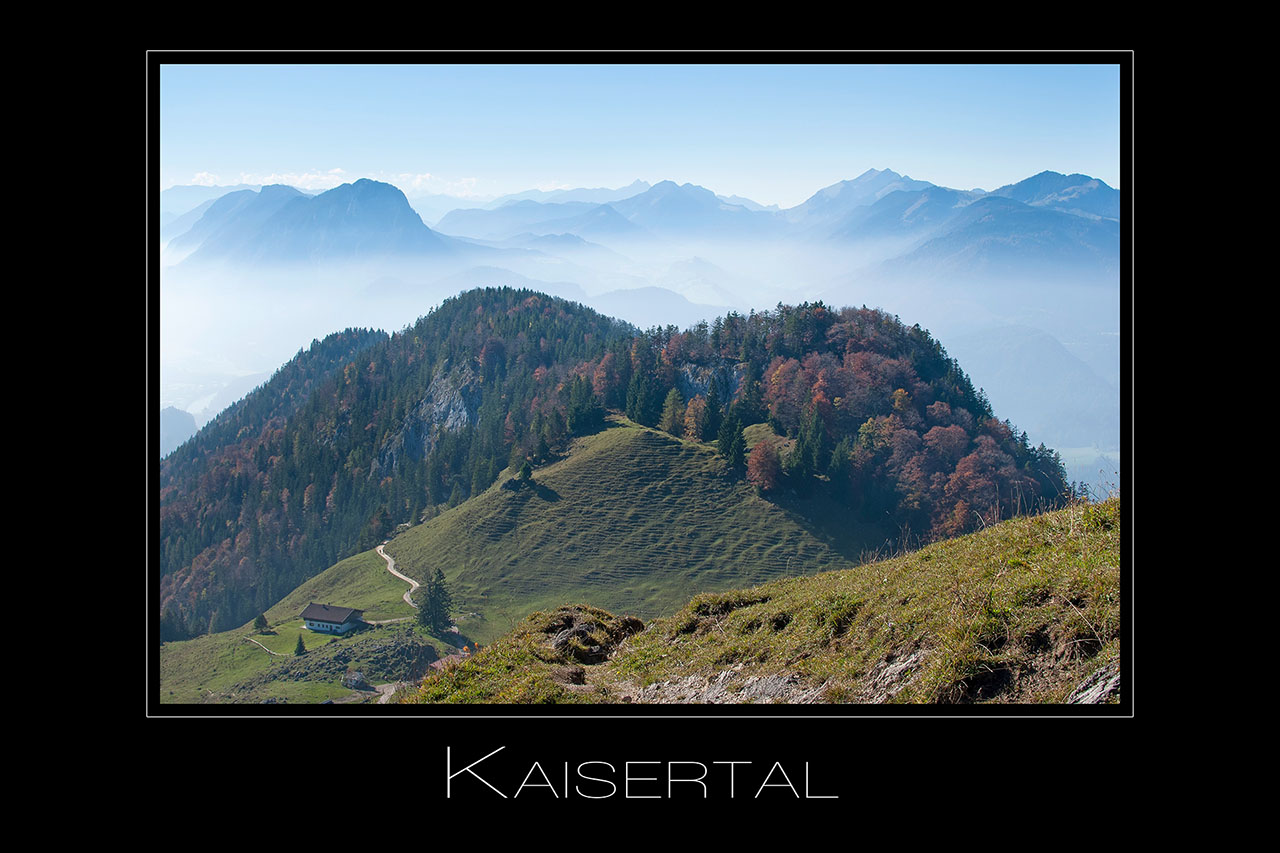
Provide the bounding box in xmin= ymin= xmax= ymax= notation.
xmin=402 ymin=605 xmax=642 ymax=704
xmin=405 ymin=497 xmax=1122 ymax=705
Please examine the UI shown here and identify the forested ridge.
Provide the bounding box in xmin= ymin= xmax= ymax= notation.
xmin=158 ymin=287 xmax=1071 ymax=641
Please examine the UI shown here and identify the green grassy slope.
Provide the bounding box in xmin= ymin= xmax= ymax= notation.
xmin=385 ymin=420 xmax=891 ymax=646
xmin=401 ymin=496 xmax=1122 ymax=705
xmin=159 ymin=548 xmax=424 ymax=704
xmin=264 ymin=549 xmax=415 ymax=625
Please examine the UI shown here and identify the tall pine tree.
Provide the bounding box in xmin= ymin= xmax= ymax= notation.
xmin=417 ymin=569 xmax=454 ymax=635
xmin=658 ymin=388 xmax=685 ymax=435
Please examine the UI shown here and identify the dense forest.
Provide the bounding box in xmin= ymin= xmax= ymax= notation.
xmin=158 ymin=287 xmax=1071 ymax=641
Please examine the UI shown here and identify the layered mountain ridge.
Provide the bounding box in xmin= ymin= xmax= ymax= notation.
xmin=158 ymin=287 xmax=1074 ymax=645
xmin=162 ymin=168 xmax=1119 ymax=271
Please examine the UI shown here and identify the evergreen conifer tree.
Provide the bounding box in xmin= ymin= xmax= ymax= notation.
xmin=658 ymin=388 xmax=685 ymax=435
xmin=416 ymin=569 xmax=454 ymax=635
xmin=430 ymin=568 xmax=453 ymax=635
xmin=705 ymin=382 xmax=723 ymax=440
xmin=717 ymin=417 xmax=746 ymax=470
xmin=415 ymin=580 xmax=433 ymax=628
xmin=717 ymin=415 xmax=738 ymax=457
xmin=567 ymin=375 xmax=604 ymax=435
xmin=727 ymin=428 xmax=745 ymax=471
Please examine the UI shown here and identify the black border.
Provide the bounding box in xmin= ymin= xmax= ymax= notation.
xmin=148 ymin=51 xmax=1133 ymax=730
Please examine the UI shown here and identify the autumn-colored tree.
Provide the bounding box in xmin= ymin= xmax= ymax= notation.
xmin=809 ymin=368 xmax=836 ymax=432
xmin=747 ymin=441 xmax=782 ymax=493
xmin=764 ymin=357 xmax=806 ymax=430
xmin=683 ymin=395 xmax=709 ymax=441
xmin=940 ymin=499 xmax=974 ymax=538
xmin=592 ymin=351 xmax=624 ymax=409
xmin=944 ymin=435 xmax=1016 ymax=527
xmin=925 ymin=400 xmax=953 ymax=426
xmin=923 ymin=424 xmax=971 ymax=468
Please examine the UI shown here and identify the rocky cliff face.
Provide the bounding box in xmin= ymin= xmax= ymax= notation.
xmin=376 ymin=362 xmax=482 ymax=474
xmin=675 ymin=361 xmax=746 ymax=403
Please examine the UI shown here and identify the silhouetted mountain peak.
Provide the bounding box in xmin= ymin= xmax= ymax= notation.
xmin=258 ymin=183 xmax=307 ymax=198
xmin=989 ymin=171 xmax=1118 ymax=219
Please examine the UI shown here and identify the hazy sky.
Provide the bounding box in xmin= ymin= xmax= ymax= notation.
xmin=158 ymin=59 xmax=1122 ymax=210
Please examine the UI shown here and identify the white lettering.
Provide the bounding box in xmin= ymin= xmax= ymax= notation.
xmin=755 ymin=762 xmax=799 ymax=798
xmin=626 ymin=761 xmax=661 ymax=799
xmin=667 ymin=761 xmax=708 ymax=798
xmin=514 ymin=761 xmax=557 ymax=798
xmin=576 ymin=761 xmax=617 ymax=799
xmin=806 ymin=762 xmax=838 ymax=799
xmin=446 ymin=746 xmax=508 ymax=798
xmin=714 ymin=761 xmax=750 ymax=798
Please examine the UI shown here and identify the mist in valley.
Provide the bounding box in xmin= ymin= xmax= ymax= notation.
xmin=159 ymin=179 xmax=1121 ymax=498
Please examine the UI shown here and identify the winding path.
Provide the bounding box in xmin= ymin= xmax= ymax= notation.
xmin=374 ymin=544 xmax=425 ymax=703
xmin=377 ymin=544 xmax=419 ymax=608
xmin=244 ymin=636 xmax=285 ymax=655
xmin=376 ymin=682 xmax=411 ymax=704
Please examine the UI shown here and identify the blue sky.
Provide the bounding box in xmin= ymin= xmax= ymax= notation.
xmin=159 ymin=60 xmax=1122 ymax=209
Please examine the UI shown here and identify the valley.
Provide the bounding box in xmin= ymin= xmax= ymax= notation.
xmin=155 ymin=168 xmax=1125 ymax=708
xmin=159 ymin=168 xmax=1122 ymax=496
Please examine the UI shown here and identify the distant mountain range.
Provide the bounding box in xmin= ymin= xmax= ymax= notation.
xmin=159 ymin=406 xmax=197 ymax=457
xmin=158 ymin=169 xmax=1122 ymax=479
xmin=172 ymin=179 xmax=460 ymax=266
xmin=166 ymin=184 xmax=313 ymax=259
xmin=161 ymin=169 xmax=1119 ymax=281
xmin=160 ymin=183 xmax=263 ymax=216
xmin=785 ymin=167 xmax=937 ymax=229
xmin=879 ymin=194 xmax=1121 ymax=283
xmin=435 ymin=200 xmax=607 ymax=241
xmin=987 ymin=171 xmax=1120 ymax=220
xmin=485 ymin=179 xmax=652 ymax=208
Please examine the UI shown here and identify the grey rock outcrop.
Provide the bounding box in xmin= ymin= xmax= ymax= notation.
xmin=1067 ymin=659 xmax=1121 ymax=704
xmin=674 ymin=362 xmax=746 ymax=404
xmin=623 ymin=667 xmax=828 ymax=704
xmin=342 ymin=670 xmax=373 ymax=691
xmin=377 ymin=362 xmax=482 ymax=474
xmin=856 ymin=650 xmax=924 ymax=703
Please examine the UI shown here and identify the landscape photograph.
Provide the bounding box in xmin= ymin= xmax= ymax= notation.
xmin=150 ymin=54 xmax=1129 ymax=715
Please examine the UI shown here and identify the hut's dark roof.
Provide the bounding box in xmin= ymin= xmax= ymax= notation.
xmin=300 ymin=603 xmax=363 ymax=624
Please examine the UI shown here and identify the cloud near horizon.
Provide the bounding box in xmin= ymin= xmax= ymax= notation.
xmin=174 ymin=169 xmax=489 ymax=199
xmin=236 ymin=170 xmax=351 ymax=191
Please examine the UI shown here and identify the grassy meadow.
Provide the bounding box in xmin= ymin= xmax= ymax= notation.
xmin=386 ymin=418 xmax=892 ymax=646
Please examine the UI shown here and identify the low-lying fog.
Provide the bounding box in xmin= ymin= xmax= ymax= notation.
xmin=159 ymin=231 xmax=1121 ymax=494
